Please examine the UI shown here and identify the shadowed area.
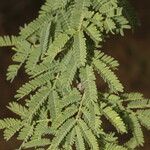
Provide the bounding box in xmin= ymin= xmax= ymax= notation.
xmin=0 ymin=0 xmax=150 ymax=149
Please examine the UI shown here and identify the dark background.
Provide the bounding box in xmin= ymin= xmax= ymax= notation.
xmin=0 ymin=0 xmax=150 ymax=149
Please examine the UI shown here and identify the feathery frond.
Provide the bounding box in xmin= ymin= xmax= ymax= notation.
xmin=0 ymin=36 xmax=18 ymax=47
xmin=0 ymin=0 xmax=148 ymax=150
xmin=93 ymin=59 xmax=124 ymax=93
xmin=101 ymin=105 xmax=127 ymax=133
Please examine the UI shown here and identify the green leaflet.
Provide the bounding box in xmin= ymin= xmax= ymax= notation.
xmin=48 ymin=119 xmax=76 ymax=150
xmin=6 ymin=65 xmax=21 ymax=81
xmin=59 ymin=49 xmax=74 ymax=72
xmin=75 ymin=126 xmax=85 ymax=150
xmin=23 ymin=138 xmax=51 ymax=149
xmin=128 ymin=99 xmax=150 ymax=109
xmin=102 ymin=105 xmax=127 ymax=133
xmin=7 ymin=41 xmax=31 ymax=82
xmin=125 ymin=113 xmax=144 ymax=148
xmin=93 ymin=59 xmax=124 ymax=93
xmin=104 ymin=17 xmax=116 ymax=34
xmin=83 ymin=23 xmax=102 ymax=46
xmin=40 ymin=22 xmax=52 ymax=59
xmin=60 ymin=88 xmax=81 ymax=109
xmin=48 ymin=90 xmax=60 ymax=121
xmin=78 ymin=119 xmax=99 ymax=150
xmin=20 ymin=13 xmax=53 ymax=39
xmin=15 ymin=71 xmax=54 ymax=99
xmin=31 ymin=121 xmax=48 ymax=140
xmin=28 ymin=60 xmax=58 ymax=77
xmin=73 ymin=31 xmax=87 ymax=67
xmin=122 ymin=92 xmax=144 ymax=101
xmin=79 ymin=65 xmax=99 ymax=132
xmin=52 ymin=105 xmax=78 ymax=130
xmin=94 ymin=50 xmax=119 ymax=70
xmin=25 ymin=46 xmax=42 ymax=75
xmin=27 ymin=87 xmax=52 ymax=122
xmin=7 ymin=102 xmax=28 ymax=119
xmin=137 ymin=110 xmax=150 ymax=130
xmin=80 ymin=66 xmax=98 ymax=103
xmin=88 ymin=102 xmax=97 ymax=128
xmin=70 ymin=0 xmax=87 ymax=30
xmin=4 ymin=123 xmax=23 ymax=141
xmin=0 ymin=118 xmax=22 ymax=130
xmin=95 ymin=0 xmax=118 ymax=14
xmin=18 ymin=124 xmax=34 ymax=141
xmin=0 ymin=36 xmax=18 ymax=47
xmin=17 ymin=124 xmax=34 ymax=150
xmin=59 ymin=55 xmax=78 ymax=89
xmin=105 ymin=143 xmax=128 ymax=150
xmin=85 ymin=11 xmax=103 ymax=29
xmin=0 ymin=119 xmax=23 ymax=141
xmin=43 ymin=33 xmax=69 ymax=63
xmin=64 ymin=128 xmax=76 ymax=150
xmin=58 ymin=9 xmax=73 ymax=34
xmin=39 ymin=0 xmax=68 ymax=16
xmin=82 ymin=106 xmax=101 ymax=135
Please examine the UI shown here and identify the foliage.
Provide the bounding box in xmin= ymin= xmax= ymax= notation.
xmin=0 ymin=0 xmax=149 ymax=150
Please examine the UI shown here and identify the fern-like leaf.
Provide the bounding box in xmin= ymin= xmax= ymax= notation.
xmin=64 ymin=128 xmax=76 ymax=150
xmin=40 ymin=22 xmax=51 ymax=58
xmin=80 ymin=65 xmax=98 ymax=103
xmin=73 ymin=31 xmax=87 ymax=67
xmin=122 ymin=92 xmax=144 ymax=101
xmin=23 ymin=138 xmax=51 ymax=149
xmin=27 ymin=86 xmax=52 ymax=121
xmin=15 ymin=72 xmax=54 ymax=99
xmin=48 ymin=90 xmax=60 ymax=121
xmin=70 ymin=0 xmax=87 ymax=30
xmin=0 ymin=118 xmax=22 ymax=141
xmin=137 ymin=110 xmax=150 ymax=130
xmin=60 ymin=89 xmax=81 ymax=109
xmin=102 ymin=105 xmax=127 ymax=133
xmin=105 ymin=143 xmax=128 ymax=150
xmin=52 ymin=105 xmax=78 ymax=130
xmin=43 ymin=33 xmax=69 ymax=63
xmin=126 ymin=113 xmax=144 ymax=148
xmin=94 ymin=50 xmax=119 ymax=70
xmin=0 ymin=36 xmax=18 ymax=47
xmin=93 ymin=59 xmax=124 ymax=93
xmin=78 ymin=119 xmax=99 ymax=150
xmin=7 ymin=102 xmax=28 ymax=119
xmin=83 ymin=23 xmax=102 ymax=46
xmin=48 ymin=119 xmax=76 ymax=150
xmin=20 ymin=14 xmax=53 ymax=39
xmin=75 ymin=125 xmax=85 ymax=150
xmin=128 ymin=99 xmax=150 ymax=109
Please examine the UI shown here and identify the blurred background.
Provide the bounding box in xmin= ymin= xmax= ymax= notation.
xmin=0 ymin=0 xmax=149 ymax=149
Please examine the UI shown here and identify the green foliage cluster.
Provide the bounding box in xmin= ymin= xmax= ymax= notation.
xmin=0 ymin=0 xmax=149 ymax=150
